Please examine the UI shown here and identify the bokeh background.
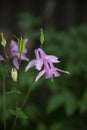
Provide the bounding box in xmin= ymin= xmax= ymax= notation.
xmin=0 ymin=0 xmax=87 ymax=130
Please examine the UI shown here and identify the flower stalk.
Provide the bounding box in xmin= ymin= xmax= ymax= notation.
xmin=3 ymin=75 xmax=6 ymax=130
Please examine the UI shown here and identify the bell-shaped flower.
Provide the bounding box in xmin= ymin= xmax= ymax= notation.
xmin=25 ymin=48 xmax=60 ymax=71
xmin=35 ymin=60 xmax=70 ymax=82
xmin=10 ymin=39 xmax=29 ymax=69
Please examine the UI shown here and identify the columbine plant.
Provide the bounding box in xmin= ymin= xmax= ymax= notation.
xmin=25 ymin=29 xmax=70 ymax=81
xmin=0 ymin=30 xmax=70 ymax=130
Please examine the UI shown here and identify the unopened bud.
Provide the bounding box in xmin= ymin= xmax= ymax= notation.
xmin=18 ymin=36 xmax=24 ymax=54
xmin=1 ymin=33 xmax=7 ymax=47
xmin=11 ymin=68 xmax=18 ymax=82
xmin=40 ymin=28 xmax=44 ymax=44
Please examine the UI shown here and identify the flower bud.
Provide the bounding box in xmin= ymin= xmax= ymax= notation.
xmin=11 ymin=68 xmax=18 ymax=82
xmin=1 ymin=33 xmax=7 ymax=47
xmin=40 ymin=28 xmax=44 ymax=44
xmin=18 ymin=36 xmax=24 ymax=54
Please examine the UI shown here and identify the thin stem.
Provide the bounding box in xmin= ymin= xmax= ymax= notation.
xmin=0 ymin=63 xmax=7 ymax=130
xmin=3 ymin=74 xmax=7 ymax=130
xmin=12 ymin=57 xmax=21 ymax=130
xmin=21 ymin=80 xmax=34 ymax=109
xmin=3 ymin=47 xmax=10 ymax=75
xmin=12 ymin=93 xmax=18 ymax=130
xmin=40 ymin=43 xmax=43 ymax=49
xmin=22 ymin=86 xmax=31 ymax=109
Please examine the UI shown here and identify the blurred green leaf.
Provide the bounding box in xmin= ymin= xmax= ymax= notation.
xmin=79 ymin=91 xmax=87 ymax=113
xmin=8 ymin=107 xmax=28 ymax=119
xmin=63 ymin=91 xmax=77 ymax=116
xmin=37 ymin=123 xmax=47 ymax=130
xmin=14 ymin=89 xmax=21 ymax=95
xmin=50 ymin=123 xmax=63 ymax=130
xmin=16 ymin=13 xmax=42 ymax=27
xmin=46 ymin=94 xmax=64 ymax=113
xmin=25 ymin=104 xmax=40 ymax=120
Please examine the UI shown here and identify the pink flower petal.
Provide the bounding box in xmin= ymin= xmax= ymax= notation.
xmin=13 ymin=57 xmax=19 ymax=70
xmin=35 ymin=59 xmax=43 ymax=70
xmin=24 ymin=39 xmax=28 ymax=46
xmin=35 ymin=70 xmax=45 ymax=82
xmin=20 ymin=54 xmax=29 ymax=61
xmin=53 ymin=71 xmax=60 ymax=77
xmin=46 ymin=55 xmax=60 ymax=63
xmin=25 ymin=59 xmax=35 ymax=72
xmin=57 ymin=68 xmax=70 ymax=74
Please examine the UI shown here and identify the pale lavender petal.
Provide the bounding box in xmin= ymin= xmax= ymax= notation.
xmin=25 ymin=59 xmax=35 ymax=72
xmin=24 ymin=48 xmax=27 ymax=54
xmin=46 ymin=55 xmax=60 ymax=63
xmin=35 ymin=70 xmax=45 ymax=82
xmin=20 ymin=54 xmax=29 ymax=61
xmin=0 ymin=55 xmax=4 ymax=61
xmin=57 ymin=68 xmax=70 ymax=74
xmin=13 ymin=57 xmax=19 ymax=69
xmin=24 ymin=39 xmax=28 ymax=54
xmin=34 ymin=48 xmax=46 ymax=59
xmin=53 ymin=71 xmax=60 ymax=77
xmin=10 ymin=40 xmax=18 ymax=50
xmin=45 ymin=72 xmax=51 ymax=79
xmin=10 ymin=40 xmax=18 ymax=57
xmin=35 ymin=59 xmax=43 ymax=70
xmin=24 ymin=39 xmax=28 ymax=45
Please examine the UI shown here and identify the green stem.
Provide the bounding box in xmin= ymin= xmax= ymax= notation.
xmin=21 ymin=80 xmax=34 ymax=109
xmin=12 ymin=58 xmax=21 ymax=130
xmin=3 ymin=74 xmax=7 ymax=130
xmin=12 ymin=93 xmax=18 ymax=130
xmin=21 ymin=86 xmax=31 ymax=109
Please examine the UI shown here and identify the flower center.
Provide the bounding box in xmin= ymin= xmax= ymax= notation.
xmin=38 ymin=51 xmax=42 ymax=58
xmin=47 ymin=61 xmax=51 ymax=69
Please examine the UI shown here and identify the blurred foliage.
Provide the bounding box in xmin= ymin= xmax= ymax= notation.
xmin=0 ymin=12 xmax=87 ymax=130
xmin=16 ymin=12 xmax=42 ymax=28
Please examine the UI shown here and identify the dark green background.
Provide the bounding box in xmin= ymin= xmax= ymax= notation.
xmin=0 ymin=0 xmax=87 ymax=130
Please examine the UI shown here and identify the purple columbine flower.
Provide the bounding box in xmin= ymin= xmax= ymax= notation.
xmin=25 ymin=48 xmax=60 ymax=71
xmin=10 ymin=39 xmax=29 ymax=69
xmin=35 ymin=60 xmax=70 ymax=82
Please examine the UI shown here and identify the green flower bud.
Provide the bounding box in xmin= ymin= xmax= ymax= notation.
xmin=40 ymin=28 xmax=44 ymax=44
xmin=11 ymin=68 xmax=18 ymax=82
xmin=1 ymin=33 xmax=7 ymax=47
xmin=18 ymin=36 xmax=24 ymax=54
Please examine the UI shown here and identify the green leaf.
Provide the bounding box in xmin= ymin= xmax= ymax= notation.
xmin=79 ymin=91 xmax=87 ymax=113
xmin=64 ymin=91 xmax=77 ymax=116
xmin=16 ymin=107 xmax=28 ymax=119
xmin=37 ymin=123 xmax=47 ymax=130
xmin=50 ymin=123 xmax=63 ymax=130
xmin=8 ymin=107 xmax=28 ymax=119
xmin=46 ymin=94 xmax=64 ymax=113
xmin=25 ymin=105 xmax=40 ymax=120
xmin=8 ymin=109 xmax=16 ymax=116
xmin=14 ymin=89 xmax=21 ymax=95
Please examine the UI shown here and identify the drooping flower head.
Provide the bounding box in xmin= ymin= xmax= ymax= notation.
xmin=25 ymin=48 xmax=70 ymax=82
xmin=10 ymin=39 xmax=29 ymax=69
xmin=25 ymin=48 xmax=60 ymax=71
xmin=35 ymin=60 xmax=70 ymax=82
